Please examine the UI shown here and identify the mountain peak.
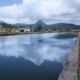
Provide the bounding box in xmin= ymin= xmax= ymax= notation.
xmin=36 ymin=20 xmax=46 ymax=25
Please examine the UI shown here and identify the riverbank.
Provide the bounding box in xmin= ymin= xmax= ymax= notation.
xmin=0 ymin=32 xmax=53 ymax=36
xmin=0 ymin=31 xmax=78 ymax=36
xmin=58 ymin=33 xmax=80 ymax=80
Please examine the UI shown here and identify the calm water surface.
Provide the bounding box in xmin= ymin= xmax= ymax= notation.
xmin=0 ymin=33 xmax=77 ymax=80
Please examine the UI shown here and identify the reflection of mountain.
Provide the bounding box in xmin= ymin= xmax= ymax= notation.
xmin=0 ymin=33 xmax=76 ymax=65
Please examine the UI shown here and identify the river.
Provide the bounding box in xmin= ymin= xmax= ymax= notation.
xmin=0 ymin=32 xmax=77 ymax=80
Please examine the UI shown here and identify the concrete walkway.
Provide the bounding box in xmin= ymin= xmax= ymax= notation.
xmin=58 ymin=33 xmax=80 ymax=80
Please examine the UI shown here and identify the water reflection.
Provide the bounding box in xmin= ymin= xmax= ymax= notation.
xmin=0 ymin=33 xmax=76 ymax=65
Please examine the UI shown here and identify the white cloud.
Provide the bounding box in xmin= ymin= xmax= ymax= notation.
xmin=0 ymin=0 xmax=80 ymax=24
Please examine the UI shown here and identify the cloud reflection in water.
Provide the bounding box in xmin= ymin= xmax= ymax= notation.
xmin=0 ymin=33 xmax=76 ymax=65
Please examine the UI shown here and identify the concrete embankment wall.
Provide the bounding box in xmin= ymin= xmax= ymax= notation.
xmin=58 ymin=33 xmax=80 ymax=80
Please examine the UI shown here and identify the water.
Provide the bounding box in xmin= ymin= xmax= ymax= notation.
xmin=0 ymin=33 xmax=77 ymax=80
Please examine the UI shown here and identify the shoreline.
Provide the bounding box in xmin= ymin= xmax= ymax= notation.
xmin=0 ymin=31 xmax=78 ymax=36
xmin=58 ymin=33 xmax=79 ymax=80
xmin=0 ymin=32 xmax=53 ymax=36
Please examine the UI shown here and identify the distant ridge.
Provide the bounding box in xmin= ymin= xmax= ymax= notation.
xmin=14 ymin=23 xmax=28 ymax=26
xmin=0 ymin=20 xmax=80 ymax=28
xmin=14 ymin=21 xmax=80 ymax=28
xmin=50 ymin=23 xmax=78 ymax=26
xmin=0 ymin=21 xmax=5 ymax=24
xmin=14 ymin=20 xmax=47 ymax=27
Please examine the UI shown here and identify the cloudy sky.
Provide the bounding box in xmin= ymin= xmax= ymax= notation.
xmin=0 ymin=0 xmax=80 ymax=24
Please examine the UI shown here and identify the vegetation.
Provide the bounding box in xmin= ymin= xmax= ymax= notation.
xmin=0 ymin=22 xmax=80 ymax=33
xmin=1 ymin=23 xmax=14 ymax=32
xmin=49 ymin=23 xmax=80 ymax=31
xmin=34 ymin=25 xmax=43 ymax=32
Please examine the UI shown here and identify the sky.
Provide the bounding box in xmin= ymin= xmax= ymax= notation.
xmin=0 ymin=0 xmax=80 ymax=24
xmin=0 ymin=0 xmax=22 ymax=6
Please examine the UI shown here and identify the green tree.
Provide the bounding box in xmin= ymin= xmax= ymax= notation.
xmin=35 ymin=25 xmax=42 ymax=32
xmin=2 ymin=23 xmax=13 ymax=32
xmin=29 ymin=25 xmax=32 ymax=29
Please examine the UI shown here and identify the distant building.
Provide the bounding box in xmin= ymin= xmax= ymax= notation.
xmin=19 ymin=28 xmax=31 ymax=32
xmin=0 ymin=25 xmax=7 ymax=33
xmin=48 ymin=29 xmax=52 ymax=32
xmin=0 ymin=28 xmax=7 ymax=33
xmin=24 ymin=28 xmax=30 ymax=32
xmin=0 ymin=25 xmax=2 ymax=28
xmin=30 ymin=28 xmax=34 ymax=32
xmin=11 ymin=28 xmax=20 ymax=33
xmin=19 ymin=28 xmax=25 ymax=32
xmin=71 ymin=30 xmax=79 ymax=32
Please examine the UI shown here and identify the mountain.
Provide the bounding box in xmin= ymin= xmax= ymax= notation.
xmin=14 ymin=20 xmax=47 ymax=27
xmin=50 ymin=23 xmax=80 ymax=29
xmin=50 ymin=23 xmax=77 ymax=26
xmin=31 ymin=20 xmax=47 ymax=27
xmin=14 ymin=23 xmax=28 ymax=27
xmin=0 ymin=21 xmax=5 ymax=24
xmin=34 ymin=20 xmax=46 ymax=26
xmin=0 ymin=20 xmax=80 ymax=29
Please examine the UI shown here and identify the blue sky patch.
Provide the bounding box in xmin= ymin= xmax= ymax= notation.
xmin=0 ymin=0 xmax=22 ymax=6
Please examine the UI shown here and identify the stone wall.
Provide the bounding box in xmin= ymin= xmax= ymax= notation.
xmin=58 ymin=33 xmax=80 ymax=80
